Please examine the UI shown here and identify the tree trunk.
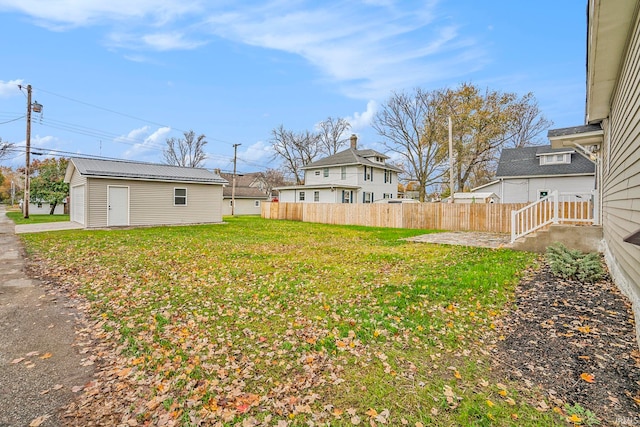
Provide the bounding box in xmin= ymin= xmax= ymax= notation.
xmin=49 ymin=202 xmax=57 ymax=215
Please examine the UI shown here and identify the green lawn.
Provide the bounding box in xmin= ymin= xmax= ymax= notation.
xmin=20 ymin=216 xmax=562 ymax=426
xmin=6 ymin=211 xmax=70 ymax=224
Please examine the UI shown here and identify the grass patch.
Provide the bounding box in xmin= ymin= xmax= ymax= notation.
xmin=5 ymin=211 xmax=70 ymax=224
xmin=19 ymin=216 xmax=562 ymax=426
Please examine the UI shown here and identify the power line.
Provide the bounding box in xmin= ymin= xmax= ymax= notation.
xmin=0 ymin=115 xmax=25 ymax=125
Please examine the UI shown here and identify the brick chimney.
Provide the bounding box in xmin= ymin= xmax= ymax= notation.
xmin=350 ymin=134 xmax=357 ymax=150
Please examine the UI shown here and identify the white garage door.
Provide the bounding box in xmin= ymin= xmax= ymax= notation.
xmin=71 ymin=185 xmax=85 ymax=225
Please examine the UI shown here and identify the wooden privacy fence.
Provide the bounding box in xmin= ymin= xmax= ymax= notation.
xmin=262 ymin=202 xmax=530 ymax=233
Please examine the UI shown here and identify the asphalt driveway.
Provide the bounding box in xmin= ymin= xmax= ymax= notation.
xmin=0 ymin=207 xmax=94 ymax=427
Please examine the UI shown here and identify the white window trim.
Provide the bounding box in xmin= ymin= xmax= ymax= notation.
xmin=174 ymin=187 xmax=188 ymax=206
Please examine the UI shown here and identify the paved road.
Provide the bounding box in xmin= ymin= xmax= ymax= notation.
xmin=0 ymin=206 xmax=94 ymax=427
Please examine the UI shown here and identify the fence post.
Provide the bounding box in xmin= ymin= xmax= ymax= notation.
xmin=511 ymin=209 xmax=517 ymax=243
xmin=552 ymin=190 xmax=559 ymax=224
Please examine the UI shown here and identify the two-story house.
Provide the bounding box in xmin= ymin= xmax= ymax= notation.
xmin=276 ymin=135 xmax=401 ymax=203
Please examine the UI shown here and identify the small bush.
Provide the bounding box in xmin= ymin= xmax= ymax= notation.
xmin=546 ymin=243 xmax=604 ymax=283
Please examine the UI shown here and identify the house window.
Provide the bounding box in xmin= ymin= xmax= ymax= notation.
xmin=174 ymin=188 xmax=187 ymax=205
xmin=299 ymin=191 xmax=305 ymax=201
xmin=384 ymin=169 xmax=393 ymax=184
xmin=315 ymin=171 xmax=320 ymax=176
xmin=363 ymin=192 xmax=372 ymax=203
xmin=314 ymin=191 xmax=320 ymax=202
xmin=37 ymin=202 xmax=43 ymax=208
xmin=341 ymin=166 xmax=346 ymax=180
xmin=323 ymin=168 xmax=329 ymax=177
xmin=229 ymin=200 xmax=233 ymax=207
xmin=342 ymin=190 xmax=351 ymax=203
xmin=540 ymin=153 xmax=570 ymax=165
xmin=364 ymin=166 xmax=371 ymax=181
xmin=254 ymin=200 xmax=261 ymax=207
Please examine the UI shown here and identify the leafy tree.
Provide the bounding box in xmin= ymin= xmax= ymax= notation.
xmin=316 ymin=117 xmax=351 ymax=156
xmin=29 ymin=157 xmax=69 ymax=214
xmin=438 ymin=83 xmax=551 ymax=191
xmin=270 ymin=125 xmax=320 ymax=184
xmin=373 ymin=84 xmax=551 ymax=198
xmin=163 ymin=130 xmax=208 ymax=168
xmin=0 ymin=167 xmax=22 ymax=203
xmin=372 ymin=88 xmax=448 ymax=202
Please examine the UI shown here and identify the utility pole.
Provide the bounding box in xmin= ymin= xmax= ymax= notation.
xmin=19 ymin=84 xmax=43 ymax=218
xmin=448 ymin=116 xmax=455 ymax=204
xmin=24 ymin=85 xmax=32 ymax=218
xmin=231 ymin=143 xmax=241 ymax=216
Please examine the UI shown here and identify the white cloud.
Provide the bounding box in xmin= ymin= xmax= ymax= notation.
xmin=239 ymin=140 xmax=274 ymax=169
xmin=346 ymin=100 xmax=378 ymax=131
xmin=0 ymin=0 xmax=202 ymax=29
xmin=120 ymin=126 xmax=171 ymax=159
xmin=3 ymin=1 xmax=487 ymax=98
xmin=0 ymin=79 xmax=24 ymax=97
xmin=108 ymin=30 xmax=207 ymax=51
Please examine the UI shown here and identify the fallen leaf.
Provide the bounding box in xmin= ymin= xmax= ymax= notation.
xmin=350 ymin=415 xmax=361 ymax=425
xmin=10 ymin=358 xmax=25 ymax=364
xmin=29 ymin=415 xmax=50 ymax=427
xmin=39 ymin=353 xmax=53 ymax=360
xmin=26 ymin=351 xmax=39 ymax=357
xmin=580 ymin=373 xmax=595 ymax=383
xmin=71 ymin=385 xmax=84 ymax=393
xmin=486 ymin=400 xmax=494 ymax=407
xmin=567 ymin=414 xmax=582 ymax=423
xmin=365 ymin=408 xmax=378 ymax=417
xmin=53 ymin=384 xmax=63 ymax=390
xmin=453 ymin=370 xmax=461 ymax=379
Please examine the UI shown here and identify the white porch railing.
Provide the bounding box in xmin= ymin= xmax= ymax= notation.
xmin=511 ymin=191 xmax=596 ymax=243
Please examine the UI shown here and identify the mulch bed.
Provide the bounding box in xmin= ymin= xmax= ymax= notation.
xmin=493 ymin=263 xmax=640 ymax=426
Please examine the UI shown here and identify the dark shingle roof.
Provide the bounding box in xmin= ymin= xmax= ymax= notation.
xmin=302 ymin=148 xmax=401 ymax=172
xmin=495 ymin=145 xmax=595 ymax=177
xmin=547 ymin=124 xmax=602 ymax=138
xmin=68 ymin=158 xmax=227 ymax=184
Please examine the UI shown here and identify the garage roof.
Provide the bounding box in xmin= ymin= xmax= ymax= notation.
xmin=65 ymin=158 xmax=228 ymax=184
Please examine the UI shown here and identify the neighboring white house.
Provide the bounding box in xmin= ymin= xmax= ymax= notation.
xmin=472 ymin=145 xmax=596 ymax=203
xmin=548 ymin=0 xmax=640 ymax=343
xmin=64 ymin=158 xmax=227 ymax=228
xmin=443 ymin=192 xmax=500 ymax=204
xmin=27 ymin=201 xmax=66 ymax=215
xmin=218 ymin=172 xmax=270 ymax=216
xmin=276 ymin=135 xmax=401 ymax=204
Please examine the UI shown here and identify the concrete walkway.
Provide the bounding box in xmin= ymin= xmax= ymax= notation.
xmin=0 ymin=206 xmax=94 ymax=427
xmin=14 ymin=221 xmax=84 ymax=234
xmin=405 ymin=231 xmax=512 ymax=249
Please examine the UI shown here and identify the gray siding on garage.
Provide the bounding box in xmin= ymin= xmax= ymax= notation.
xmin=603 ymin=11 xmax=640 ymax=302
xmin=85 ymin=178 xmax=223 ymax=228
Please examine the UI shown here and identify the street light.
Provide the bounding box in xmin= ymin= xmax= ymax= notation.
xmin=19 ymin=84 xmax=43 ymax=218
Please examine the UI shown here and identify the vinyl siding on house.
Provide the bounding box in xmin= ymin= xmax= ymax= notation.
xmin=222 ymin=198 xmax=263 ymax=216
xmin=602 ymin=10 xmax=640 ymax=301
xmin=477 ymin=176 xmax=595 ymax=203
xmin=85 ymin=178 xmax=223 ymax=228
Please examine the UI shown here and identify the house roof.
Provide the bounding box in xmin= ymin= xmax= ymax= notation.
xmin=302 ymin=148 xmax=402 ymax=172
xmin=275 ymin=184 xmax=360 ymax=191
xmin=587 ymin=0 xmax=638 ymax=122
xmin=495 ymin=145 xmax=595 ymax=178
xmin=218 ymin=172 xmax=269 ymax=199
xmin=65 ymin=157 xmax=228 ymax=184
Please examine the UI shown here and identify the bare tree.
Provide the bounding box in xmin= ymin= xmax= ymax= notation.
xmin=270 ymin=125 xmax=321 ymax=184
xmin=163 ymin=130 xmax=208 ymax=168
xmin=316 ymin=117 xmax=351 ymax=156
xmin=372 ymin=89 xmax=448 ymax=202
xmin=0 ymin=138 xmax=15 ymax=161
xmin=256 ymin=168 xmax=287 ymax=198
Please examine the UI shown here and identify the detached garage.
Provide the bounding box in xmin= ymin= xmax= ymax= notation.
xmin=64 ymin=158 xmax=228 ymax=228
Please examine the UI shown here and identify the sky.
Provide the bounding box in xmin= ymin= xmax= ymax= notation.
xmin=0 ymin=0 xmax=588 ymax=175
